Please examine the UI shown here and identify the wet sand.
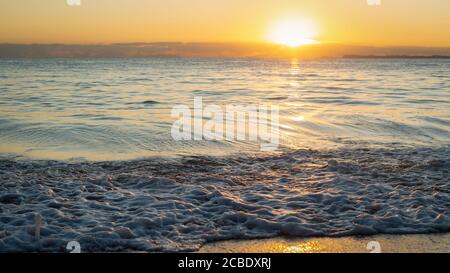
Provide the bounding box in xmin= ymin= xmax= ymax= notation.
xmin=200 ymin=233 xmax=450 ymax=253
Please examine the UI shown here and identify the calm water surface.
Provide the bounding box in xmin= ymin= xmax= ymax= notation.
xmin=0 ymin=58 xmax=449 ymax=160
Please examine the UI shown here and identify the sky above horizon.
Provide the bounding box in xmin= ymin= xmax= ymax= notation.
xmin=1 ymin=0 xmax=449 ymax=47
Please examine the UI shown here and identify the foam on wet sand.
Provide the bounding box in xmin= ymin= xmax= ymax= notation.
xmin=0 ymin=146 xmax=449 ymax=252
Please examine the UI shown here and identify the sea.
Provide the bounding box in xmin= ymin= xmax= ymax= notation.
xmin=0 ymin=58 xmax=449 ymax=252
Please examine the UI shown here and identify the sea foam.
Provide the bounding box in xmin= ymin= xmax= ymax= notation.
xmin=0 ymin=146 xmax=449 ymax=252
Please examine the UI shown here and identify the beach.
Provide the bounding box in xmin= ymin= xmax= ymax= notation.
xmin=200 ymin=233 xmax=450 ymax=253
xmin=0 ymin=146 xmax=448 ymax=252
xmin=0 ymin=58 xmax=449 ymax=252
xmin=2 ymin=0 xmax=450 ymax=258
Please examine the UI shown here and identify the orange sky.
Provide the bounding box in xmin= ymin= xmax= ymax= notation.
xmin=1 ymin=0 xmax=449 ymax=47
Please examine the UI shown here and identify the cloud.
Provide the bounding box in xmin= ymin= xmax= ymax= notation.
xmin=0 ymin=43 xmax=449 ymax=58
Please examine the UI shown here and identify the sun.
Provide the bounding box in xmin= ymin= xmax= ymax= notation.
xmin=267 ymin=18 xmax=318 ymax=47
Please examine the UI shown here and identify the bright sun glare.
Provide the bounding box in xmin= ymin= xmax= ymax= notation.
xmin=268 ymin=18 xmax=318 ymax=47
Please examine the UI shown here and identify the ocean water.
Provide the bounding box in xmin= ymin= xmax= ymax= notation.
xmin=0 ymin=58 xmax=449 ymax=252
xmin=0 ymin=58 xmax=449 ymax=160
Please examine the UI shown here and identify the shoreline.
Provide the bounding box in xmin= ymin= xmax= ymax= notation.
xmin=1 ymin=146 xmax=448 ymax=252
xmin=200 ymin=233 xmax=450 ymax=253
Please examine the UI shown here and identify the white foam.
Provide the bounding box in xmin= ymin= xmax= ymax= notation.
xmin=0 ymin=146 xmax=449 ymax=252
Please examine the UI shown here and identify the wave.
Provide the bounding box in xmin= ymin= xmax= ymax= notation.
xmin=0 ymin=146 xmax=448 ymax=252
